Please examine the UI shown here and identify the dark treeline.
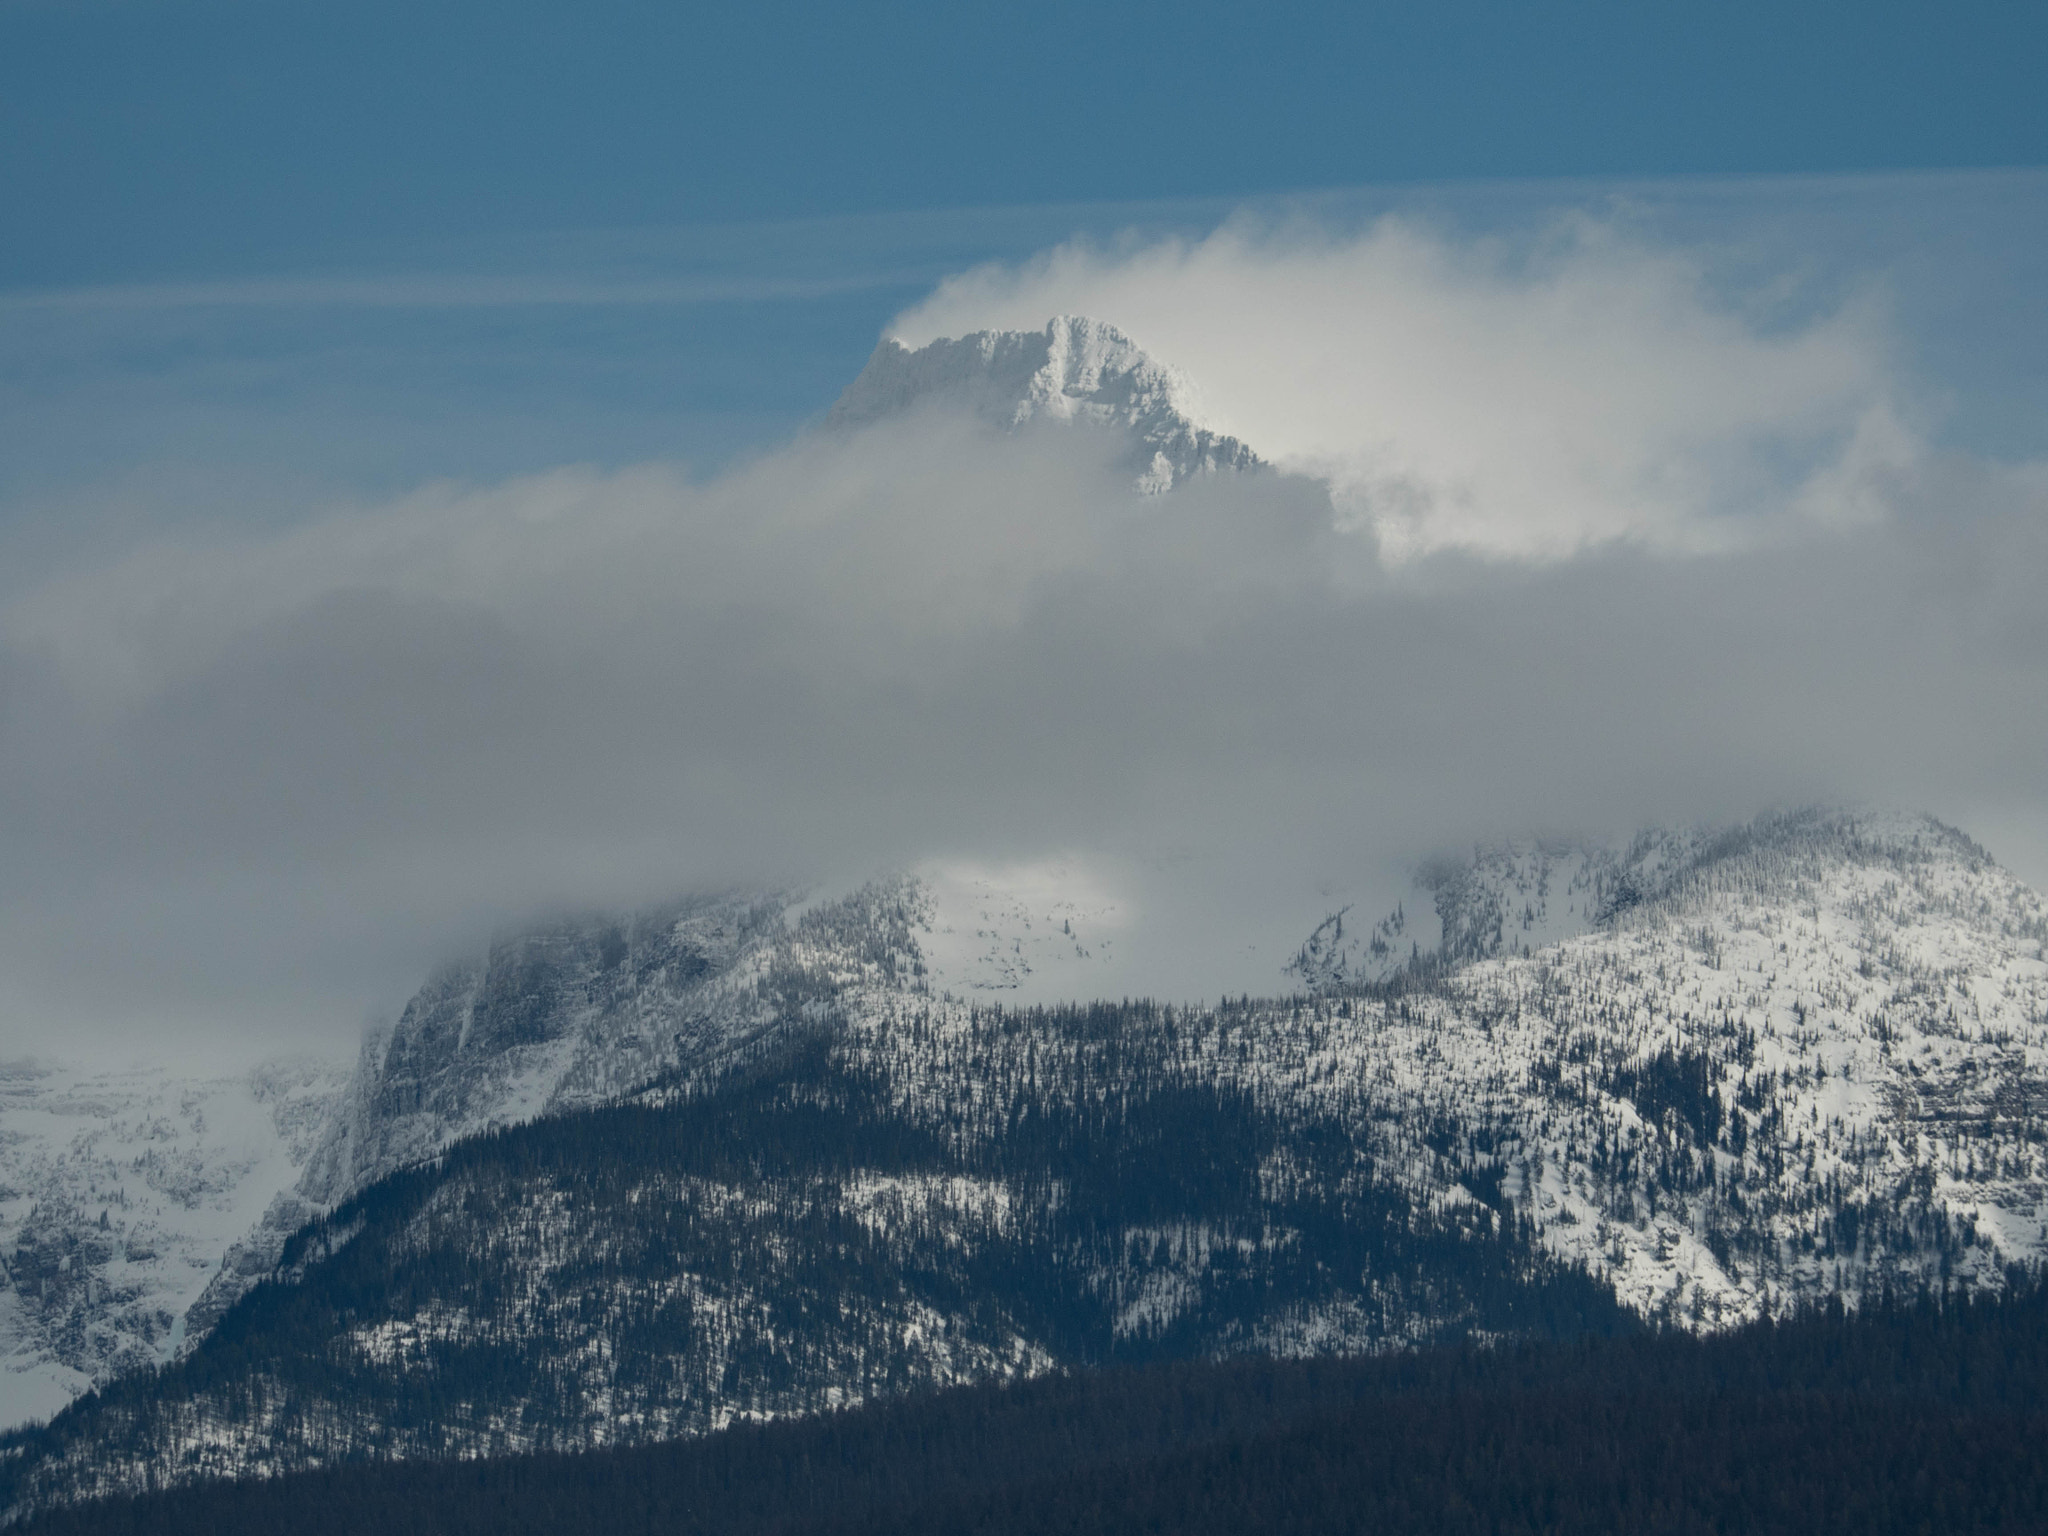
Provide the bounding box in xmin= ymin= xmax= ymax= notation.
xmin=22 ymin=1280 xmax=2048 ymax=1536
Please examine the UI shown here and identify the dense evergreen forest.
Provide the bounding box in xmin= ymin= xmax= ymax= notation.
xmin=21 ymin=1281 xmax=2048 ymax=1536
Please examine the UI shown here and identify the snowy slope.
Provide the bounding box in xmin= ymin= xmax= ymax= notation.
xmin=829 ymin=316 xmax=1261 ymax=491
xmin=1287 ymin=830 xmax=1713 ymax=991
xmin=910 ymin=859 xmax=1130 ymax=997
xmin=11 ymin=807 xmax=2041 ymax=1445
xmin=335 ymin=803 xmax=2048 ymax=1339
xmin=1431 ymin=810 xmax=2048 ymax=1323
xmin=192 ymin=891 xmax=799 ymax=1327
xmin=1284 ymin=809 xmax=2048 ymax=1324
xmin=0 ymin=1057 xmax=344 ymax=1429
xmin=296 ymin=891 xmax=791 ymax=1209
xmin=0 ymin=896 xmax=795 ymax=1433
xmin=880 ymin=808 xmax=2048 ymax=1333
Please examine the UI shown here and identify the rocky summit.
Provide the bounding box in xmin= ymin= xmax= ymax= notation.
xmin=827 ymin=315 xmax=1261 ymax=491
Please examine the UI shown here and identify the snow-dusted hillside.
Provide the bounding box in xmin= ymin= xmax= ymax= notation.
xmin=770 ymin=809 xmax=2048 ymax=1335
xmin=1 ymin=896 xmax=800 ymax=1433
xmin=0 ymin=1057 xmax=345 ymax=1429
xmin=10 ymin=808 xmax=2045 ymax=1434
xmin=824 ymin=811 xmax=2048 ymax=1339
xmin=170 ymin=893 xmax=800 ymax=1342
xmin=829 ymin=316 xmax=1260 ymax=491
xmin=9 ymin=806 xmax=2048 ymax=1513
xmin=1401 ymin=810 xmax=2048 ymax=1323
xmin=0 ymin=880 xmax=1611 ymax=1514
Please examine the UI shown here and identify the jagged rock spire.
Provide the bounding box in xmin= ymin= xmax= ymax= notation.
xmin=828 ymin=315 xmax=1260 ymax=492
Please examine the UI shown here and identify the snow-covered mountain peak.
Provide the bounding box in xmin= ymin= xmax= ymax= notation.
xmin=828 ymin=315 xmax=1261 ymax=492
xmin=1288 ymin=808 xmax=2027 ymax=994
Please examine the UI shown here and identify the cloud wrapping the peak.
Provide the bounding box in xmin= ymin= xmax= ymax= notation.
xmin=1 ymin=206 xmax=2044 ymax=1056
xmin=892 ymin=214 xmax=1917 ymax=562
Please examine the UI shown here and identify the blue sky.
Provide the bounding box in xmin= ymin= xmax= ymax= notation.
xmin=5 ymin=172 xmax=2046 ymax=573
xmin=5 ymin=0 xmax=2044 ymax=286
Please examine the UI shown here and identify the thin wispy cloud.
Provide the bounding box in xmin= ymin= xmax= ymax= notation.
xmin=0 ymin=271 xmax=931 ymax=314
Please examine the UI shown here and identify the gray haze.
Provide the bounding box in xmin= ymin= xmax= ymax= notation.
xmin=2 ymin=201 xmax=2045 ymax=1059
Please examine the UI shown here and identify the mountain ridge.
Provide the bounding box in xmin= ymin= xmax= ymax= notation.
xmin=8 ymin=806 xmax=2042 ymax=1440
xmin=7 ymin=806 xmax=2048 ymax=1517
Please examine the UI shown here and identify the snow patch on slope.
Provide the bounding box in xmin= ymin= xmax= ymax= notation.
xmin=912 ymin=858 xmax=1129 ymax=998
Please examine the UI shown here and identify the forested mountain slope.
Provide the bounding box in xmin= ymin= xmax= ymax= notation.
xmin=18 ymin=1283 xmax=2048 ymax=1536
xmin=5 ymin=808 xmax=2047 ymax=1517
xmin=0 ymin=990 xmax=1624 ymax=1510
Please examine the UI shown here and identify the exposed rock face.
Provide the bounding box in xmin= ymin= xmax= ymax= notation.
xmin=298 ymin=892 xmax=789 ymax=1208
xmin=828 ymin=316 xmax=1261 ymax=492
xmin=169 ymin=894 xmax=798 ymax=1353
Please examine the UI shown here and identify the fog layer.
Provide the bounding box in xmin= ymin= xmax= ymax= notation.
xmin=3 ymin=213 xmax=2044 ymax=1055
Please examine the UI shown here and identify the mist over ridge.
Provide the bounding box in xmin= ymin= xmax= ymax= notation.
xmin=0 ymin=204 xmax=2045 ymax=1058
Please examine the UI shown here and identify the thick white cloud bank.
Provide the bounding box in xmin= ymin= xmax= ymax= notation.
xmin=893 ymin=215 xmax=1918 ymax=562
xmin=2 ymin=208 xmax=2045 ymax=1055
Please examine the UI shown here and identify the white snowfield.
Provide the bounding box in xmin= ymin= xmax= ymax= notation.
xmin=1302 ymin=810 xmax=2048 ymax=1327
xmin=909 ymin=858 xmax=1129 ymax=997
